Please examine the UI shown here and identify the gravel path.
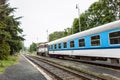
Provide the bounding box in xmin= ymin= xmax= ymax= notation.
xmin=0 ymin=55 xmax=47 ymax=80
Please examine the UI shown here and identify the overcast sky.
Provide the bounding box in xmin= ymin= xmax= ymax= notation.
xmin=8 ymin=0 xmax=98 ymax=47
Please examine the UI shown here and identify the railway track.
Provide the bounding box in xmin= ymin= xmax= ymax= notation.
xmin=25 ymin=55 xmax=103 ymax=80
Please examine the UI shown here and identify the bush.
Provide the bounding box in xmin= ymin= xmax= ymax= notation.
xmin=0 ymin=43 xmax=10 ymax=60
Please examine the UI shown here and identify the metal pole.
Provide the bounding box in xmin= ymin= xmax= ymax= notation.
xmin=118 ymin=0 xmax=120 ymax=20
xmin=76 ymin=4 xmax=81 ymax=32
xmin=46 ymin=30 xmax=49 ymax=42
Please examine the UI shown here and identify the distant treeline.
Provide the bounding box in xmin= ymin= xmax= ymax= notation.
xmin=0 ymin=0 xmax=24 ymax=59
xmin=49 ymin=0 xmax=120 ymax=42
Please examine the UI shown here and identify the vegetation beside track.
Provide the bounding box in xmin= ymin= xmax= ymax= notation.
xmin=0 ymin=55 xmax=19 ymax=74
xmin=0 ymin=0 xmax=24 ymax=74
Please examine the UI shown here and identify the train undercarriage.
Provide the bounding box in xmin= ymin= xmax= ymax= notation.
xmin=46 ymin=54 xmax=120 ymax=64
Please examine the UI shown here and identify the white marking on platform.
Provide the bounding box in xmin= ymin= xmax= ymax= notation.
xmin=22 ymin=54 xmax=53 ymax=80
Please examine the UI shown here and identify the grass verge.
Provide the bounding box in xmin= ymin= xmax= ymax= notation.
xmin=0 ymin=55 xmax=19 ymax=74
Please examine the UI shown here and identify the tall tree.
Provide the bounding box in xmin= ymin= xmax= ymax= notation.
xmin=29 ymin=42 xmax=37 ymax=52
xmin=48 ymin=0 xmax=120 ymax=41
xmin=0 ymin=0 xmax=24 ymax=59
xmin=84 ymin=0 xmax=120 ymax=29
xmin=65 ymin=27 xmax=72 ymax=36
xmin=49 ymin=31 xmax=64 ymax=41
xmin=72 ymin=18 xmax=79 ymax=33
xmin=80 ymin=12 xmax=89 ymax=31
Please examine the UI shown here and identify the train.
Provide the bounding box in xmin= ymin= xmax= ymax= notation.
xmin=37 ymin=42 xmax=48 ymax=56
xmin=37 ymin=20 xmax=120 ymax=64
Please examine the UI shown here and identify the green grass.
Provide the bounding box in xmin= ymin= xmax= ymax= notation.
xmin=0 ymin=55 xmax=18 ymax=74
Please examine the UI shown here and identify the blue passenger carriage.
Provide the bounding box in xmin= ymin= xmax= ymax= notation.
xmin=47 ymin=20 xmax=120 ymax=64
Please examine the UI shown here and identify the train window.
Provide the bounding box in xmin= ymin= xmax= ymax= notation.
xmin=54 ymin=44 xmax=57 ymax=49
xmin=91 ymin=35 xmax=100 ymax=46
xmin=58 ymin=43 xmax=61 ymax=49
xmin=48 ymin=46 xmax=51 ymax=49
xmin=109 ymin=31 xmax=120 ymax=44
xmin=70 ymin=40 xmax=74 ymax=48
xmin=63 ymin=42 xmax=67 ymax=48
xmin=44 ymin=45 xmax=47 ymax=47
xmin=79 ymin=38 xmax=85 ymax=47
xmin=49 ymin=46 xmax=51 ymax=49
xmin=51 ymin=45 xmax=53 ymax=49
xmin=50 ymin=45 xmax=53 ymax=49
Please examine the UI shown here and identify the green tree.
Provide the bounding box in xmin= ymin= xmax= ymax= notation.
xmin=0 ymin=1 xmax=10 ymax=59
xmin=0 ymin=0 xmax=24 ymax=59
xmin=66 ymin=28 xmax=72 ymax=35
xmin=72 ymin=0 xmax=120 ymax=32
xmin=29 ymin=42 xmax=37 ymax=52
xmin=80 ymin=12 xmax=89 ymax=30
xmin=84 ymin=0 xmax=120 ymax=29
xmin=72 ymin=18 xmax=79 ymax=33
xmin=64 ymin=27 xmax=73 ymax=36
xmin=49 ymin=0 xmax=120 ymax=41
xmin=0 ymin=42 xmax=10 ymax=59
xmin=49 ymin=31 xmax=64 ymax=41
xmin=64 ymin=29 xmax=68 ymax=37
xmin=6 ymin=16 xmax=24 ymax=55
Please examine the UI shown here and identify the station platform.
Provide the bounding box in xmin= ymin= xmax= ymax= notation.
xmin=0 ymin=54 xmax=48 ymax=80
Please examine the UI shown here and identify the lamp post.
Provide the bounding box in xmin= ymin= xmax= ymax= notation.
xmin=76 ymin=4 xmax=81 ymax=32
xmin=46 ymin=30 xmax=49 ymax=42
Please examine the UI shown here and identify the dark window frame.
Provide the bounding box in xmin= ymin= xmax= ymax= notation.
xmin=49 ymin=45 xmax=51 ymax=49
xmin=79 ymin=38 xmax=85 ymax=47
xmin=58 ymin=43 xmax=61 ymax=49
xmin=52 ymin=45 xmax=53 ymax=49
xmin=51 ymin=45 xmax=53 ymax=49
xmin=70 ymin=40 xmax=74 ymax=48
xmin=91 ymin=35 xmax=100 ymax=46
xmin=109 ymin=30 xmax=120 ymax=45
xmin=63 ymin=42 xmax=67 ymax=48
xmin=54 ymin=44 xmax=57 ymax=49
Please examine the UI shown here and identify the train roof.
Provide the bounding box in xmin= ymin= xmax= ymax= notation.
xmin=48 ymin=20 xmax=120 ymax=45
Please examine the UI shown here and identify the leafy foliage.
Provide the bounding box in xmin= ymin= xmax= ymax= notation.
xmin=49 ymin=0 xmax=120 ymax=41
xmin=0 ymin=42 xmax=10 ymax=59
xmin=0 ymin=0 xmax=24 ymax=59
xmin=72 ymin=0 xmax=120 ymax=33
xmin=29 ymin=42 xmax=37 ymax=52
xmin=72 ymin=18 xmax=79 ymax=33
xmin=49 ymin=31 xmax=64 ymax=41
